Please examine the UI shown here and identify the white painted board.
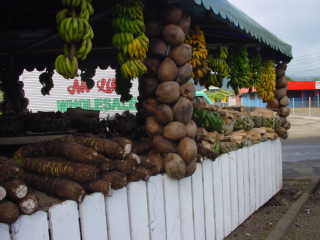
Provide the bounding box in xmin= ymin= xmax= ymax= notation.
xmin=179 ymin=176 xmax=195 ymax=240
xmin=243 ymin=147 xmax=250 ymax=220
xmin=229 ymin=150 xmax=239 ymax=231
xmin=105 ymin=187 xmax=131 ymax=240
xmin=202 ymin=160 xmax=215 ymax=239
xmin=0 ymin=223 xmax=11 ymax=240
xmin=163 ymin=175 xmax=182 ymax=240
xmin=236 ymin=149 xmax=245 ymax=223
xmin=49 ymin=201 xmax=81 ymax=240
xmin=192 ymin=163 xmax=206 ymax=240
xmin=221 ymin=154 xmax=232 ymax=236
xmin=79 ymin=193 xmax=108 ymax=240
xmin=147 ymin=176 xmax=166 ymax=240
xmin=213 ymin=157 xmax=224 ymax=240
xmin=11 ymin=211 xmax=49 ymax=240
xmin=128 ymin=181 xmax=150 ymax=240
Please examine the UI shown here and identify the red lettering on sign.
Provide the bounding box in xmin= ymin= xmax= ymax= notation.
xmin=67 ymin=80 xmax=91 ymax=95
xmin=97 ymin=78 xmax=116 ymax=94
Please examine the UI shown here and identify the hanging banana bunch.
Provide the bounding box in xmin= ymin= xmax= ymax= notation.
xmin=248 ymin=50 xmax=262 ymax=91
xmin=112 ymin=0 xmax=149 ymax=102
xmin=206 ymin=46 xmax=230 ymax=88
xmin=228 ymin=47 xmax=251 ymax=94
xmin=54 ymin=0 xmax=94 ymax=79
xmin=185 ymin=26 xmax=210 ymax=83
xmin=256 ymin=60 xmax=276 ymax=102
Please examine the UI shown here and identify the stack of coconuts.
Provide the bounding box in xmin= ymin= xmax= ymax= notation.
xmin=268 ymin=63 xmax=291 ymax=139
xmin=137 ymin=6 xmax=198 ymax=180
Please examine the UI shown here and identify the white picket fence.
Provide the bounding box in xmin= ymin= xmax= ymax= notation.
xmin=0 ymin=140 xmax=282 ymax=240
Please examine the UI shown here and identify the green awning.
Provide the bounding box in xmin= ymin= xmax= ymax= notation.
xmin=191 ymin=0 xmax=292 ymax=59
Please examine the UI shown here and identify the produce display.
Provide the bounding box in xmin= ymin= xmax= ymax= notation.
xmin=206 ymin=46 xmax=230 ymax=88
xmin=228 ymin=47 xmax=251 ymax=94
xmin=112 ymin=0 xmax=149 ymax=101
xmin=54 ymin=0 xmax=94 ymax=79
xmin=256 ymin=59 xmax=276 ymax=102
xmin=185 ymin=26 xmax=210 ymax=83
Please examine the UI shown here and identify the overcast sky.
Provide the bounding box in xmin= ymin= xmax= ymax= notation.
xmin=228 ymin=0 xmax=320 ymax=79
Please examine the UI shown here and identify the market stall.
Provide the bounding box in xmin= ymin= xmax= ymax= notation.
xmin=0 ymin=0 xmax=292 ymax=239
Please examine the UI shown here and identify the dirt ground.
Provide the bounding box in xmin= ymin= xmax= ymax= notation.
xmin=282 ymin=183 xmax=320 ymax=240
xmin=225 ymin=179 xmax=311 ymax=240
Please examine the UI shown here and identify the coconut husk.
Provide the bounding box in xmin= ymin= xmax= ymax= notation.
xmin=164 ymin=7 xmax=183 ymax=24
xmin=145 ymin=116 xmax=163 ymax=136
xmin=18 ymin=192 xmax=39 ymax=215
xmin=279 ymin=107 xmax=291 ymax=117
xmin=276 ymin=63 xmax=287 ymax=79
xmin=276 ymin=76 xmax=288 ymax=89
xmin=0 ymin=201 xmax=20 ymax=224
xmin=145 ymin=151 xmax=164 ymax=173
xmin=173 ymin=97 xmax=193 ymax=124
xmin=186 ymin=120 xmax=197 ymax=138
xmin=158 ymin=57 xmax=178 ymax=82
xmin=152 ymin=136 xmax=177 ymax=153
xmin=112 ymin=137 xmax=133 ymax=157
xmin=178 ymin=137 xmax=198 ymax=164
xmin=146 ymin=22 xmax=161 ymax=37
xmin=114 ymin=159 xmax=137 ymax=175
xmin=282 ymin=120 xmax=291 ymax=130
xmin=156 ymin=81 xmax=180 ymax=104
xmin=143 ymin=98 xmax=158 ymax=114
xmin=180 ymin=82 xmax=195 ymax=100
xmin=195 ymin=128 xmax=208 ymax=141
xmin=268 ymin=98 xmax=280 ymax=109
xmin=276 ymin=87 xmax=287 ymax=99
xmin=150 ymin=39 xmax=168 ymax=57
xmin=0 ymin=186 xmax=6 ymax=201
xmin=144 ymin=57 xmax=161 ymax=74
xmin=178 ymin=15 xmax=191 ymax=34
xmin=185 ymin=161 xmax=197 ymax=177
xmin=163 ymin=121 xmax=187 ymax=140
xmin=198 ymin=141 xmax=219 ymax=160
xmin=176 ymin=63 xmax=193 ymax=84
xmin=99 ymin=158 xmax=114 ymax=172
xmin=154 ymin=104 xmax=174 ymax=124
xmin=140 ymin=77 xmax=159 ymax=97
xmin=127 ymin=167 xmax=152 ymax=182
xmin=164 ymin=153 xmax=186 ymax=179
xmin=162 ymin=24 xmax=185 ymax=46
xmin=169 ymin=44 xmax=192 ymax=66
xmin=0 ymin=162 xmax=24 ymax=183
xmin=132 ymin=140 xmax=152 ymax=154
xmin=279 ymin=96 xmax=289 ymax=106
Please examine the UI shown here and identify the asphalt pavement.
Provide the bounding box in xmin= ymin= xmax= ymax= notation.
xmin=282 ymin=115 xmax=320 ymax=177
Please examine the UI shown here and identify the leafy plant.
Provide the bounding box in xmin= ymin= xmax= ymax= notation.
xmin=193 ymin=108 xmax=224 ymax=132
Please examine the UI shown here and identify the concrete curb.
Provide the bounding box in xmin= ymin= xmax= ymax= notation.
xmin=266 ymin=177 xmax=320 ymax=240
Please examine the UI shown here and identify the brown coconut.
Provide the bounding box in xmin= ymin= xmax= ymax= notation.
xmin=145 ymin=116 xmax=163 ymax=136
xmin=178 ymin=137 xmax=198 ymax=164
xmin=144 ymin=57 xmax=161 ymax=74
xmin=177 ymin=63 xmax=193 ymax=84
xmin=279 ymin=107 xmax=291 ymax=117
xmin=276 ymin=87 xmax=287 ymax=99
xmin=276 ymin=76 xmax=288 ymax=89
xmin=158 ymin=57 xmax=178 ymax=82
xmin=185 ymin=161 xmax=197 ymax=177
xmin=146 ymin=22 xmax=161 ymax=37
xmin=267 ymin=98 xmax=280 ymax=110
xmin=173 ymin=97 xmax=193 ymax=124
xmin=0 ymin=201 xmax=20 ymax=224
xmin=150 ymin=39 xmax=168 ymax=57
xmin=186 ymin=120 xmax=197 ymax=138
xmin=169 ymin=44 xmax=192 ymax=66
xmin=154 ymin=104 xmax=174 ymax=124
xmin=163 ymin=121 xmax=187 ymax=140
xmin=279 ymin=96 xmax=289 ymax=106
xmin=164 ymin=7 xmax=183 ymax=24
xmin=180 ymin=82 xmax=196 ymax=100
xmin=146 ymin=151 xmax=164 ymax=173
xmin=276 ymin=64 xmax=287 ymax=79
xmin=143 ymin=98 xmax=158 ymax=114
xmin=162 ymin=24 xmax=186 ymax=46
xmin=164 ymin=153 xmax=186 ymax=179
xmin=179 ymin=15 xmax=191 ymax=34
xmin=140 ymin=77 xmax=159 ymax=97
xmin=152 ymin=136 xmax=177 ymax=153
xmin=156 ymin=81 xmax=180 ymax=104
xmin=282 ymin=120 xmax=291 ymax=130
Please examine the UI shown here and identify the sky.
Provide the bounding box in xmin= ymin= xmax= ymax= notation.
xmin=228 ymin=0 xmax=320 ymax=80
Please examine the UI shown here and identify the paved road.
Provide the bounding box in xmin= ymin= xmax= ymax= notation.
xmin=282 ymin=116 xmax=320 ymax=177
